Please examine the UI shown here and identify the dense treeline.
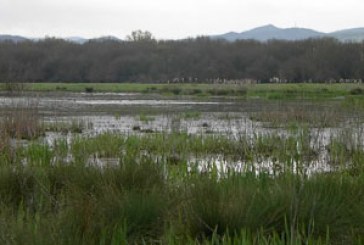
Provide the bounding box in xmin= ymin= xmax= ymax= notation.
xmin=0 ymin=37 xmax=364 ymax=83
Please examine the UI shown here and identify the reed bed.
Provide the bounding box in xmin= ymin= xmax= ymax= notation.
xmin=0 ymin=101 xmax=43 ymax=140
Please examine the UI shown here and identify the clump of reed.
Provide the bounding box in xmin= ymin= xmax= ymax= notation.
xmin=178 ymin=172 xmax=364 ymax=244
xmin=0 ymin=160 xmax=167 ymax=244
xmin=2 ymin=82 xmax=29 ymax=95
xmin=1 ymin=100 xmax=43 ymax=140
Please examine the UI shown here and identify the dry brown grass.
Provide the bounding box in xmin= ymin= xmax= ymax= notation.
xmin=2 ymin=82 xmax=29 ymax=95
xmin=0 ymin=100 xmax=43 ymax=140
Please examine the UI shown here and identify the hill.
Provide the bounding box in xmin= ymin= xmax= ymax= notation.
xmin=0 ymin=35 xmax=28 ymax=42
xmin=212 ymin=25 xmax=364 ymax=42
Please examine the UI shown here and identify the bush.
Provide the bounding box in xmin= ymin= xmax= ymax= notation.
xmin=170 ymin=88 xmax=182 ymax=95
xmin=85 ymin=87 xmax=94 ymax=93
xmin=350 ymin=87 xmax=364 ymax=95
xmin=189 ymin=89 xmax=202 ymax=95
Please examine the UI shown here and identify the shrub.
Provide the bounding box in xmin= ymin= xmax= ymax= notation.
xmin=85 ymin=87 xmax=94 ymax=93
xmin=350 ymin=87 xmax=364 ymax=95
xmin=170 ymin=88 xmax=182 ymax=95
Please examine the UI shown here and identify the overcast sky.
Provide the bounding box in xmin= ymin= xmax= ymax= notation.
xmin=1 ymin=0 xmax=364 ymax=39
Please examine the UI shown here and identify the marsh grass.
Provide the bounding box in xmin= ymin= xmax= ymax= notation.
xmin=2 ymin=82 xmax=29 ymax=95
xmin=250 ymin=105 xmax=341 ymax=128
xmin=1 ymin=112 xmax=364 ymax=243
xmin=9 ymin=83 xmax=364 ymax=102
xmin=0 ymin=160 xmax=168 ymax=244
xmin=2 ymin=83 xmax=364 ymax=243
xmin=139 ymin=113 xmax=155 ymax=123
xmin=44 ymin=119 xmax=87 ymax=134
xmin=1 ymin=102 xmax=43 ymax=140
xmin=0 ymin=155 xmax=364 ymax=244
xmin=183 ymin=111 xmax=202 ymax=120
xmin=180 ymin=172 xmax=364 ymax=244
xmin=326 ymin=126 xmax=364 ymax=173
xmin=65 ymin=130 xmax=323 ymax=175
xmin=247 ymin=83 xmax=356 ymax=100
xmin=341 ymin=96 xmax=364 ymax=113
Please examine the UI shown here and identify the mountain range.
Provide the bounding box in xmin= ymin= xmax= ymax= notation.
xmin=1 ymin=25 xmax=364 ymax=43
xmin=212 ymin=25 xmax=364 ymax=42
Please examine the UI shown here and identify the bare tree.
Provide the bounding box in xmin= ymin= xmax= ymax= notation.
xmin=126 ymin=30 xmax=154 ymax=42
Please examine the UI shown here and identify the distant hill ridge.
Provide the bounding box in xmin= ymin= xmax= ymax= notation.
xmin=0 ymin=35 xmax=122 ymax=44
xmin=0 ymin=35 xmax=29 ymax=43
xmin=212 ymin=24 xmax=364 ymax=42
xmin=1 ymin=25 xmax=364 ymax=43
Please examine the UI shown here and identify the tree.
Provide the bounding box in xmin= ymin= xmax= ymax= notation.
xmin=126 ymin=30 xmax=154 ymax=42
xmin=0 ymin=36 xmax=363 ymax=83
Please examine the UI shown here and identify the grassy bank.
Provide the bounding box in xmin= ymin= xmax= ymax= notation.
xmin=2 ymin=82 xmax=364 ymax=100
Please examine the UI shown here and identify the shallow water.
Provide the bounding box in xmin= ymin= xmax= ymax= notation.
xmin=0 ymin=92 xmax=239 ymax=116
xmin=1 ymin=91 xmax=363 ymax=175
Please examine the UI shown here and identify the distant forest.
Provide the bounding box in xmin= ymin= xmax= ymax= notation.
xmin=1 ymin=36 xmax=364 ymax=83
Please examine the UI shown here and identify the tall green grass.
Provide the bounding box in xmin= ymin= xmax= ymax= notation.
xmin=0 ymin=125 xmax=363 ymax=243
xmin=1 ymin=161 xmax=364 ymax=243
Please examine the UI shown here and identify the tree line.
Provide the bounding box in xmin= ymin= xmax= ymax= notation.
xmin=0 ymin=36 xmax=363 ymax=83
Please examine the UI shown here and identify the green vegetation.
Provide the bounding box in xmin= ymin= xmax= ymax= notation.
xmin=0 ymin=124 xmax=363 ymax=243
xmin=247 ymin=83 xmax=361 ymax=100
xmin=84 ymin=86 xmax=94 ymax=93
xmin=249 ymin=104 xmax=341 ymax=128
xmin=1 ymin=83 xmax=364 ymax=243
xmin=43 ymin=120 xmax=87 ymax=134
xmin=183 ymin=111 xmax=202 ymax=119
xmin=6 ymin=82 xmax=364 ymax=101
xmin=139 ymin=113 xmax=155 ymax=123
xmin=341 ymin=96 xmax=364 ymax=112
xmin=1 ymin=106 xmax=44 ymax=140
xmin=3 ymin=160 xmax=364 ymax=244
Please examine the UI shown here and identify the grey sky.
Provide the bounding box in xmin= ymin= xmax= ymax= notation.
xmin=1 ymin=0 xmax=363 ymax=39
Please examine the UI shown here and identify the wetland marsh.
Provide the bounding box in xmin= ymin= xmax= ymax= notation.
xmin=1 ymin=84 xmax=364 ymax=244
